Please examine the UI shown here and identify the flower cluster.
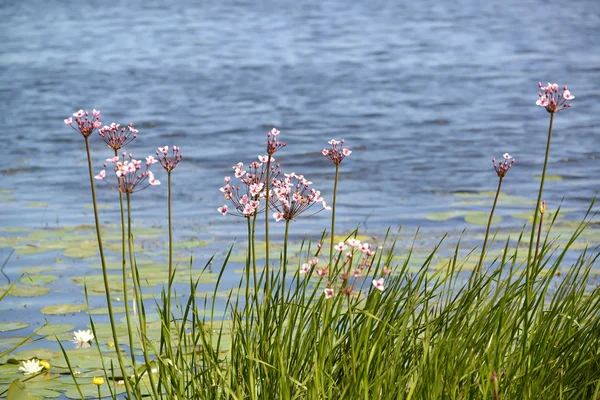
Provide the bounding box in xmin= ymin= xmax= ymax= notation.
xmin=218 ymin=157 xmax=280 ymax=217
xmin=156 ymin=145 xmax=183 ymax=172
xmin=492 ymin=153 xmax=515 ymax=178
xmin=267 ymin=128 xmax=286 ymax=155
xmin=72 ymin=329 xmax=94 ymax=349
xmin=322 ymin=139 xmax=351 ymax=165
xmin=536 ymin=82 xmax=575 ymax=113
xmin=270 ymin=172 xmax=330 ymax=222
xmin=98 ymin=122 xmax=138 ymax=151
xmin=95 ymin=152 xmax=160 ymax=193
xmin=65 ymin=109 xmax=102 ymax=138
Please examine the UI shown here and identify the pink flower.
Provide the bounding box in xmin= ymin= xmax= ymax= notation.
xmin=493 ymin=154 xmax=515 ymax=178
xmin=270 ymin=128 xmax=280 ymax=136
xmin=267 ymin=128 xmax=286 ymax=155
xmin=536 ymin=82 xmax=574 ymax=113
xmin=156 ymin=145 xmax=182 ymax=172
xmin=372 ymin=278 xmax=385 ymax=291
xmin=323 ymin=139 xmax=351 ymax=165
xmin=92 ymin=109 xmax=101 ymax=118
xmin=218 ymin=205 xmax=228 ymax=215
xmin=300 ymin=263 xmax=311 ymax=274
xmin=99 ymin=153 xmax=160 ymax=193
xmin=145 ymin=156 xmax=158 ymax=165
xmin=335 ymin=242 xmax=348 ymax=251
xmin=273 ymin=212 xmax=284 ymax=222
xmin=94 ymin=170 xmax=106 ymax=180
xmin=98 ymin=122 xmax=138 ymax=151
xmin=324 ymin=288 xmax=334 ymax=299
xmin=66 ymin=109 xmax=101 ymax=138
xmin=147 ymin=171 xmax=160 ymax=186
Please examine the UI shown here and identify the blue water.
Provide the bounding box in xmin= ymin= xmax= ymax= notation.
xmin=0 ymin=0 xmax=599 ymax=370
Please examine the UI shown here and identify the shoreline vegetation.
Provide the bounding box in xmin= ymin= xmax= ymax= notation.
xmin=2 ymin=83 xmax=600 ymax=399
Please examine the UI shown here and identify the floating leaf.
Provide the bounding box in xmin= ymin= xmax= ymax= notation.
xmin=0 ymin=336 xmax=34 ymax=349
xmin=40 ymin=304 xmax=87 ymax=315
xmin=88 ymin=306 xmax=127 ymax=315
xmin=425 ymin=211 xmax=466 ymax=222
xmin=34 ymin=324 xmax=75 ymax=336
xmin=0 ymin=322 xmax=29 ymax=332
xmin=535 ymin=174 xmax=562 ymax=181
xmin=6 ymin=379 xmax=40 ymax=400
xmin=20 ymin=275 xmax=56 ymax=285
xmin=0 ymin=284 xmax=50 ymax=297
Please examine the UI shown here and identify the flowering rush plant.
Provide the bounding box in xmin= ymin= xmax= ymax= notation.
xmin=98 ymin=122 xmax=138 ymax=151
xmin=218 ymin=156 xmax=280 ymax=217
xmin=536 ymin=82 xmax=574 ymax=113
xmin=493 ymin=153 xmax=515 ymax=178
xmin=64 ymin=109 xmax=102 ymax=138
xmin=95 ymin=152 xmax=161 ymax=193
xmin=157 ymin=145 xmax=183 ymax=172
xmin=322 ymin=139 xmax=351 ymax=165
xmin=270 ymin=172 xmax=330 ymax=222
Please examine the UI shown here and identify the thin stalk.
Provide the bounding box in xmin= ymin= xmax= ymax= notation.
xmin=83 ymin=137 xmax=133 ymax=397
xmin=534 ymin=210 xmax=545 ymax=273
xmin=166 ymin=171 xmax=174 ymax=319
xmin=472 ymin=177 xmax=503 ymax=284
xmin=282 ymin=219 xmax=290 ymax=299
xmin=126 ymin=194 xmax=159 ymax=399
xmin=97 ymin=384 xmax=101 ymax=400
xmin=528 ymin=112 xmax=554 ymax=270
xmin=115 ymin=149 xmax=136 ymax=371
xmin=329 ymin=163 xmax=340 ymax=266
xmin=264 ymin=158 xmax=272 ymax=298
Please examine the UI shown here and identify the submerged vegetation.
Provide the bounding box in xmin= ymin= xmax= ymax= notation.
xmin=1 ymin=83 xmax=599 ymax=399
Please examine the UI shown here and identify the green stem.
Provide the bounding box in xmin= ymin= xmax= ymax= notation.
xmin=97 ymin=385 xmax=101 ymax=400
xmin=126 ymin=194 xmax=159 ymax=399
xmin=534 ymin=212 xmax=544 ymax=273
xmin=84 ymin=137 xmax=133 ymax=397
xmin=472 ymin=177 xmax=503 ymax=284
xmin=282 ymin=219 xmax=290 ymax=300
xmin=116 ymin=150 xmax=136 ymax=371
xmin=167 ymin=171 xmax=173 ymax=318
xmin=528 ymin=112 xmax=554 ymax=272
xmin=264 ymin=158 xmax=272 ymax=299
xmin=329 ymin=163 xmax=340 ymax=267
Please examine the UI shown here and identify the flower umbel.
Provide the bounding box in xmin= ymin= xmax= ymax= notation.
xmin=72 ymin=329 xmax=94 ymax=349
xmin=98 ymin=122 xmax=138 ymax=151
xmin=492 ymin=153 xmax=515 ymax=178
xmin=65 ymin=109 xmax=102 ymax=138
xmin=267 ymin=128 xmax=286 ymax=155
xmin=536 ymin=82 xmax=574 ymax=113
xmin=19 ymin=359 xmax=44 ymax=375
xmin=322 ymin=139 xmax=351 ymax=165
xmin=270 ymin=172 xmax=331 ymax=222
xmin=156 ymin=145 xmax=183 ymax=172
xmin=95 ymin=152 xmax=161 ymax=193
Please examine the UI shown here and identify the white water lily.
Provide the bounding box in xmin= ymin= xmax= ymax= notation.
xmin=19 ymin=359 xmax=44 ymax=375
xmin=72 ymin=329 xmax=94 ymax=349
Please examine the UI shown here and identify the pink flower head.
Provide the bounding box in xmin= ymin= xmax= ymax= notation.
xmin=94 ymin=170 xmax=106 ymax=180
xmin=65 ymin=109 xmax=101 ymax=138
xmin=156 ymin=145 xmax=182 ymax=172
xmin=218 ymin=205 xmax=228 ymax=215
xmin=98 ymin=122 xmax=138 ymax=151
xmin=323 ymin=138 xmax=351 ymax=165
xmin=382 ymin=266 xmax=392 ymax=276
xmin=145 ymin=156 xmax=158 ymax=165
xmin=273 ymin=212 xmax=284 ymax=222
xmin=536 ymin=82 xmax=574 ymax=113
xmin=300 ymin=263 xmax=311 ymax=274
xmin=267 ymin=127 xmax=286 ymax=155
xmin=372 ymin=278 xmax=385 ymax=291
xmin=324 ymin=288 xmax=334 ymax=299
xmin=269 ymin=172 xmax=330 ymax=221
xmin=492 ymin=153 xmax=515 ymax=178
xmin=97 ymin=152 xmax=160 ymax=194
xmin=335 ymin=242 xmax=348 ymax=251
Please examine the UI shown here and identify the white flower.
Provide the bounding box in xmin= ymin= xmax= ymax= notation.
xmin=72 ymin=329 xmax=94 ymax=349
xmin=19 ymin=359 xmax=44 ymax=375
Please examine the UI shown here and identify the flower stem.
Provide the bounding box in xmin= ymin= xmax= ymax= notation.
xmin=534 ymin=211 xmax=544 ymax=273
xmin=472 ymin=177 xmax=503 ymax=285
xmin=114 ymin=150 xmax=137 ymax=372
xmin=528 ymin=112 xmax=554 ymax=272
xmin=126 ymin=194 xmax=159 ymax=399
xmin=281 ymin=219 xmax=290 ymax=299
xmin=83 ymin=137 xmax=133 ymax=397
xmin=264 ymin=158 xmax=272 ymax=299
xmin=329 ymin=163 xmax=340 ymax=267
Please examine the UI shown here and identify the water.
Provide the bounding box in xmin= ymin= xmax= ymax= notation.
xmin=0 ymin=0 xmax=599 ymax=371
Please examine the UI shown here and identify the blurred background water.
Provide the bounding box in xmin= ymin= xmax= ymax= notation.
xmin=0 ymin=0 xmax=599 ymax=328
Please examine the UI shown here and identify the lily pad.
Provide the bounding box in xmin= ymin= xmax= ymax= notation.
xmin=34 ymin=324 xmax=75 ymax=336
xmin=425 ymin=211 xmax=466 ymax=222
xmin=535 ymin=174 xmax=563 ymax=181
xmin=88 ymin=306 xmax=127 ymax=315
xmin=0 ymin=322 xmax=29 ymax=332
xmin=0 ymin=284 xmax=50 ymax=297
xmin=40 ymin=304 xmax=88 ymax=315
xmin=464 ymin=212 xmax=502 ymax=226
xmin=20 ymin=275 xmax=56 ymax=285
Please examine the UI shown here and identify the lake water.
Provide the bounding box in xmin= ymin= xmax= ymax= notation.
xmin=1 ymin=0 xmax=599 ymax=372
